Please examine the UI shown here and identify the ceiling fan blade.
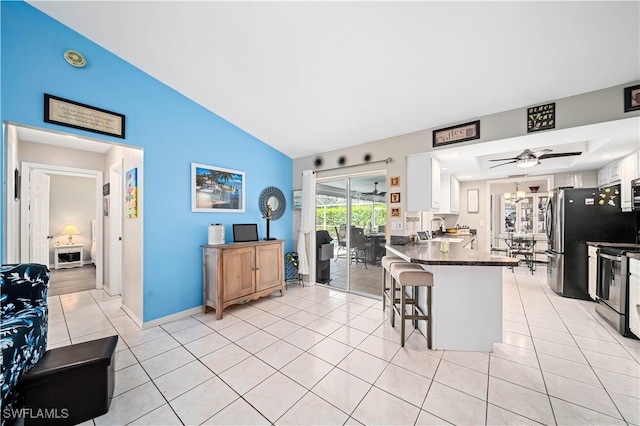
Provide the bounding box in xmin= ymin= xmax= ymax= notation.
xmin=532 ymin=149 xmax=553 ymax=157
xmin=489 ymin=156 xmax=518 ymax=162
xmin=379 ymin=192 xmax=387 ymax=196
xmin=490 ymin=160 xmax=517 ymax=169
xmin=538 ymin=151 xmax=582 ymax=160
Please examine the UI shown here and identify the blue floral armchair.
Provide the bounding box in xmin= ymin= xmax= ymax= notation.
xmin=1 ymin=264 xmax=49 ymax=425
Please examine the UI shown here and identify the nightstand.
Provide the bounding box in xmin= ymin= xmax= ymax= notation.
xmin=54 ymin=244 xmax=84 ymax=270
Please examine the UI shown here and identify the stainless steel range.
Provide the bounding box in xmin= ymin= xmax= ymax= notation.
xmin=595 ymin=246 xmax=638 ymax=336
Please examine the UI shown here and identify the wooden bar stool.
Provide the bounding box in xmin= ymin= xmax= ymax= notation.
xmin=381 ymin=255 xmax=406 ymax=312
xmin=389 ymin=263 xmax=434 ymax=348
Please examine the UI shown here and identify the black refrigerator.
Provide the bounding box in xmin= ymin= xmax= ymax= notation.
xmin=546 ymin=186 xmax=637 ymax=300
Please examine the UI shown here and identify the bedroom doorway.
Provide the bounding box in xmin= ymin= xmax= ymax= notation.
xmin=21 ymin=162 xmax=103 ymax=295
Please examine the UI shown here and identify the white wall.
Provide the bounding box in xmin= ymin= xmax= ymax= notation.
xmin=292 ymin=82 xmax=638 ymax=255
xmin=105 ymin=144 xmax=144 ymax=323
xmin=49 ymin=174 xmax=96 ymax=263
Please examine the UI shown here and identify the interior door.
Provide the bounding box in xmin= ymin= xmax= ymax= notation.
xmin=109 ymin=162 xmax=123 ymax=296
xmin=29 ymin=170 xmax=50 ymax=266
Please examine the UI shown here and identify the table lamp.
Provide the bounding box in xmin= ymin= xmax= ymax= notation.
xmin=61 ymin=224 xmax=80 ymax=244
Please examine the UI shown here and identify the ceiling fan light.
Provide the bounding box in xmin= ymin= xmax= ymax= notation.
xmin=516 ymin=158 xmax=539 ymax=168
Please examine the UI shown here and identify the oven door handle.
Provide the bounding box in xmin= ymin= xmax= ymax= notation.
xmin=598 ymin=253 xmax=622 ymax=261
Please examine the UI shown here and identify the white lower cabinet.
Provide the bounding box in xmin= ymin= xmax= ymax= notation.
xmin=629 ymin=258 xmax=640 ymax=338
xmin=588 ymin=246 xmax=598 ymax=300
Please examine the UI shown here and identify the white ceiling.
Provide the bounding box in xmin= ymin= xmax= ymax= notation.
xmin=26 ymin=1 xmax=640 ymax=180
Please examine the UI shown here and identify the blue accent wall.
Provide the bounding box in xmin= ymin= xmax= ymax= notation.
xmin=1 ymin=2 xmax=293 ymax=321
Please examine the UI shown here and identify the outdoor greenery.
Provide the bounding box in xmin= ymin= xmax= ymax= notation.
xmin=316 ymin=203 xmax=386 ymax=236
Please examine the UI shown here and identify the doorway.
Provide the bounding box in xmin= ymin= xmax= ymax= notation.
xmin=20 ymin=162 xmax=104 ymax=294
xmin=3 ymin=123 xmax=141 ymax=309
xmin=315 ymin=172 xmax=387 ymax=298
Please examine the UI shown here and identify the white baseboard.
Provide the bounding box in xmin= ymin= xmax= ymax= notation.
xmin=120 ymin=303 xmax=143 ymax=328
xmin=140 ymin=306 xmax=204 ymax=329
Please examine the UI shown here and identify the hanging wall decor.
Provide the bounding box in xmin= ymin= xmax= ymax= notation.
xmin=433 ymin=120 xmax=480 ymax=147
xmin=125 ymin=168 xmax=138 ymax=218
xmin=44 ymin=94 xmax=125 ymax=138
xmin=191 ymin=163 xmax=245 ymax=212
xmin=527 ymin=102 xmax=555 ymax=133
xmin=624 ymin=84 xmax=640 ymax=112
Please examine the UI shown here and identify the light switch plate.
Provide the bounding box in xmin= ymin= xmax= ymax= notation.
xmin=391 ymin=222 xmax=397 ymax=231
xmin=397 ymin=221 xmax=403 ymax=230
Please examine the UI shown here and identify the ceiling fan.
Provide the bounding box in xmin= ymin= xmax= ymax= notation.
xmin=489 ymin=148 xmax=582 ymax=169
xmin=362 ymin=182 xmax=386 ymax=197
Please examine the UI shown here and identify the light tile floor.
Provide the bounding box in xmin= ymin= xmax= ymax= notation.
xmin=47 ymin=265 xmax=640 ymax=425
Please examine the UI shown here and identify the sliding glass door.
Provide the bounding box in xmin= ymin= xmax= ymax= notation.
xmin=315 ymin=172 xmax=387 ymax=298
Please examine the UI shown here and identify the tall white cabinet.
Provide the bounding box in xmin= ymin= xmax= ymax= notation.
xmin=440 ymin=173 xmax=460 ymax=214
xmin=499 ymin=192 xmax=548 ymax=259
xmin=406 ymin=153 xmax=441 ymax=212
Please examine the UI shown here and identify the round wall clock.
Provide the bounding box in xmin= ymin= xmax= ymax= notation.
xmin=64 ymin=50 xmax=87 ymax=68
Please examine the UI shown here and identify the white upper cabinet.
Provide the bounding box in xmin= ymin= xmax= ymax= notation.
xmin=620 ymin=153 xmax=638 ymax=211
xmin=440 ymin=173 xmax=460 ymax=214
xmin=597 ymin=151 xmax=638 ymax=211
xmin=406 ymin=153 xmax=440 ymax=212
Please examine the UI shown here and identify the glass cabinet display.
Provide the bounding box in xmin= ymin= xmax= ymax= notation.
xmin=501 ymin=193 xmax=548 ymax=236
xmin=536 ymin=195 xmax=548 ymax=234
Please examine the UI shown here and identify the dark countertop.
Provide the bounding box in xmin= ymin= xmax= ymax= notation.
xmin=628 ymin=253 xmax=640 ymax=261
xmin=587 ymin=241 xmax=640 ymax=250
xmin=386 ymin=236 xmax=519 ymax=266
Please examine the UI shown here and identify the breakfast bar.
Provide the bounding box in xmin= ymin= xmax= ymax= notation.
xmin=386 ymin=238 xmax=518 ymax=351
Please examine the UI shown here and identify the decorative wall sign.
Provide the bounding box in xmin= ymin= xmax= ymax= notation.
xmin=293 ymin=190 xmax=302 ymax=209
xmin=389 ymin=176 xmax=400 ymax=187
xmin=125 ymin=168 xmax=138 ymax=218
xmin=467 ymin=189 xmax=479 ymax=213
xmin=527 ymin=102 xmax=555 ymax=133
xmin=624 ymin=85 xmax=640 ymax=112
xmin=192 ymin=163 xmax=245 ymax=212
xmin=390 ymin=192 xmax=401 ymax=203
xmin=44 ymin=94 xmax=126 ymax=139
xmin=103 ymin=183 xmax=110 ymax=196
xmin=433 ymin=120 xmax=480 ymax=147
xmin=103 ymin=197 xmax=109 ymax=217
xmin=391 ymin=207 xmax=401 ymax=217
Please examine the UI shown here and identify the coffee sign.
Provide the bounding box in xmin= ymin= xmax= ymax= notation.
xmin=433 ymin=120 xmax=480 ymax=147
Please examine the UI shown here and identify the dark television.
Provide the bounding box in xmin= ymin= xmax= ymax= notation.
xmin=233 ymin=223 xmax=259 ymax=243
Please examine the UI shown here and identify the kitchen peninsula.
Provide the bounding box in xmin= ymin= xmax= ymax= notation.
xmin=386 ymin=238 xmax=518 ymax=351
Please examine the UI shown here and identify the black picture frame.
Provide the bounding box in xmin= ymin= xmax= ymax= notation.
xmin=44 ymin=93 xmax=126 ymax=138
xmin=624 ymin=85 xmax=640 ymax=112
xmin=103 ymin=183 xmax=110 ymax=196
xmin=433 ymin=120 xmax=480 ymax=147
xmin=527 ymin=102 xmax=555 ymax=133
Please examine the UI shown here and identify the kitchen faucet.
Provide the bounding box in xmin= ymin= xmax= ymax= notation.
xmin=429 ymin=217 xmax=446 ymax=238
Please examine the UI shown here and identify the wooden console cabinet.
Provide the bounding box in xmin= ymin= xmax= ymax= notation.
xmin=201 ymin=240 xmax=285 ymax=319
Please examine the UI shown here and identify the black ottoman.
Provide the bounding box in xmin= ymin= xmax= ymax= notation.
xmin=22 ymin=335 xmax=118 ymax=425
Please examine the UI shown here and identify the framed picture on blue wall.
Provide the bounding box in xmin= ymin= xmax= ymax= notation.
xmin=192 ymin=163 xmax=246 ymax=212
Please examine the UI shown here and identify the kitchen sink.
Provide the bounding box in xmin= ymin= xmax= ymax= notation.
xmin=431 ymin=237 xmax=464 ymax=243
